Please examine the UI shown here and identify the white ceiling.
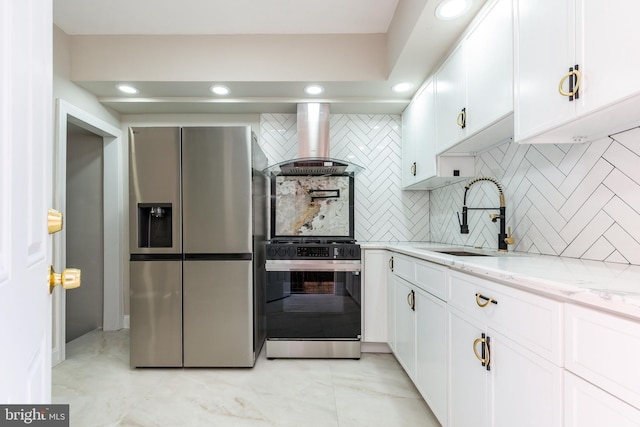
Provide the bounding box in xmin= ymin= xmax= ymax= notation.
xmin=53 ymin=0 xmax=486 ymax=114
xmin=53 ymin=0 xmax=400 ymax=35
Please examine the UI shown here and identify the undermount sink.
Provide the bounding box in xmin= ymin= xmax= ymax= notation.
xmin=433 ymin=250 xmax=492 ymax=257
xmin=416 ymin=248 xmax=497 ymax=257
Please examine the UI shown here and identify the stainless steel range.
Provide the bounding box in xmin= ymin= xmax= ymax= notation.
xmin=265 ymin=239 xmax=361 ymax=359
xmin=263 ymin=173 xmax=363 ymax=359
xmin=262 ymin=102 xmax=364 ymax=359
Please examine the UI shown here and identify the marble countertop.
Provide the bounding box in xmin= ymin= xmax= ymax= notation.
xmin=361 ymin=242 xmax=640 ymax=320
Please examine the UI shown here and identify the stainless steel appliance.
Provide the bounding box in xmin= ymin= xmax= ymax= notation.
xmin=265 ymin=240 xmax=361 ymax=358
xmin=264 ymin=172 xmax=362 ymax=358
xmin=129 ymin=126 xmax=267 ymax=368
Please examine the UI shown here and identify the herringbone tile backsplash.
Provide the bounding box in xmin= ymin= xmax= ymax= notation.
xmin=260 ymin=113 xmax=429 ymax=242
xmin=261 ymin=114 xmax=640 ymax=264
xmin=431 ymin=129 xmax=640 ymax=264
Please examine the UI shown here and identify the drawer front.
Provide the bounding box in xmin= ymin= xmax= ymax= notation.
xmin=414 ymin=259 xmax=447 ymax=301
xmin=393 ymin=253 xmax=414 ymax=283
xmin=448 ymin=271 xmax=562 ymax=365
xmin=565 ymin=304 xmax=640 ymax=410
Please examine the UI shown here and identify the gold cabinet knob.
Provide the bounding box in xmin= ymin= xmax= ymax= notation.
xmin=48 ymin=265 xmax=81 ymax=294
xmin=47 ymin=209 xmax=63 ymax=234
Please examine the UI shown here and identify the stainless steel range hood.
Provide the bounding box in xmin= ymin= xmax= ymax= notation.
xmin=264 ymin=103 xmax=364 ymax=176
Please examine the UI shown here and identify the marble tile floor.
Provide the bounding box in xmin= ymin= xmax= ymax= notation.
xmin=53 ymin=329 xmax=441 ymax=427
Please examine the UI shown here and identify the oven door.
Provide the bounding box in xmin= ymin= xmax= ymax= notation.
xmin=265 ymin=261 xmax=361 ymax=342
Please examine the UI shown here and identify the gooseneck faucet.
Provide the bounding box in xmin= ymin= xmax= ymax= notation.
xmin=457 ymin=177 xmax=514 ymax=252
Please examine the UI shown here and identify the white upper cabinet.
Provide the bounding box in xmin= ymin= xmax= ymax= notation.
xmin=402 ymin=80 xmax=437 ymax=188
xmin=435 ymin=44 xmax=468 ymax=154
xmin=465 ymin=0 xmax=514 ymax=137
xmin=402 ymin=80 xmax=475 ymax=190
xmin=515 ymin=0 xmax=640 ymax=143
xmin=435 ymin=0 xmax=514 ymax=155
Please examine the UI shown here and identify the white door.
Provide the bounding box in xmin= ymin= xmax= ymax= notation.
xmin=0 ymin=0 xmax=54 ymax=403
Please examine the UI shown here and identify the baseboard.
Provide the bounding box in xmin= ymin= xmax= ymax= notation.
xmin=361 ymin=342 xmax=391 ymax=353
xmin=123 ymin=315 xmax=130 ymax=329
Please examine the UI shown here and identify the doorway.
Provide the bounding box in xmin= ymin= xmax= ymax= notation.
xmin=65 ymin=123 xmax=104 ymax=342
xmin=52 ymin=100 xmax=124 ymax=365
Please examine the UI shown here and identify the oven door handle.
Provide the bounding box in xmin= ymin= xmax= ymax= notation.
xmin=265 ymin=260 xmax=361 ymax=272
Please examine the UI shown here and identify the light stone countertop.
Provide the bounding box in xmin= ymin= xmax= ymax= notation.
xmin=361 ymin=242 xmax=640 ymax=321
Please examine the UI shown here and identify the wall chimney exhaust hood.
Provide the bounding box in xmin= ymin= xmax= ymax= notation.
xmin=264 ymin=103 xmax=364 ymax=176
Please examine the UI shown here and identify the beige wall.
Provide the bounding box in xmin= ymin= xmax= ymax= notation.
xmin=54 ymin=25 xmax=121 ymax=127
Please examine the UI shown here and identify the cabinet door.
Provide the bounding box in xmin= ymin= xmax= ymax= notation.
xmin=448 ymin=308 xmax=489 ymax=427
xmin=395 ymin=277 xmax=416 ymax=379
xmin=514 ymin=0 xmax=575 ymax=140
xmin=435 ymin=44 xmax=467 ymax=153
xmin=416 ymin=288 xmax=447 ymax=426
xmin=466 ymin=0 xmax=513 ymax=135
xmin=576 ymin=0 xmax=640 ymax=115
xmin=491 ymin=331 xmax=563 ymax=427
xmin=402 ymin=81 xmax=436 ymax=188
xmin=386 ymin=254 xmax=396 ymax=352
xmin=565 ymin=371 xmax=640 ymax=427
xmin=363 ymin=250 xmax=387 ymax=343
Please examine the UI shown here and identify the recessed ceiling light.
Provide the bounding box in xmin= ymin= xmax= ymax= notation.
xmin=435 ymin=0 xmax=471 ymax=20
xmin=304 ymin=85 xmax=324 ymax=95
xmin=117 ymin=84 xmax=138 ymax=94
xmin=392 ymin=82 xmax=414 ymax=93
xmin=210 ymin=85 xmax=230 ymax=95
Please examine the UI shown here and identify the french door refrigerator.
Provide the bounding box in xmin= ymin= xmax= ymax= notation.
xmin=129 ymin=126 xmax=267 ymax=368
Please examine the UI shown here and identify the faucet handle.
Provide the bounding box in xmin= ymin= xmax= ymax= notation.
xmin=504 ymin=227 xmax=515 ymax=246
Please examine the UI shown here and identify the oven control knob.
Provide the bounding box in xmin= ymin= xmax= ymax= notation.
xmin=287 ymin=247 xmax=296 ymax=257
xmin=350 ymin=248 xmax=357 ymax=258
xmin=278 ymin=247 xmax=286 ymax=257
xmin=267 ymin=246 xmax=277 ymax=258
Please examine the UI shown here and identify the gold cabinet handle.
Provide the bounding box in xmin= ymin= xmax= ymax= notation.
xmin=407 ymin=290 xmax=415 ymax=311
xmin=47 ymin=209 xmax=63 ymax=234
xmin=388 ymin=256 xmax=394 ymax=271
xmin=410 ymin=162 xmax=417 ymax=176
xmin=475 ymin=293 xmax=497 ymax=307
xmin=456 ymin=108 xmax=466 ymax=129
xmin=473 ymin=334 xmax=491 ymax=369
xmin=558 ymin=69 xmax=582 ymax=97
xmin=49 ymin=265 xmax=81 ymax=294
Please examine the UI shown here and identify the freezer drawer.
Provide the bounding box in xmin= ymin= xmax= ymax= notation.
xmin=130 ymin=260 xmax=182 ymax=367
xmin=183 ymin=260 xmax=254 ymax=367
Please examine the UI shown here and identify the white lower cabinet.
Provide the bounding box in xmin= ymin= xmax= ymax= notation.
xmin=395 ymin=276 xmax=417 ymax=379
xmin=448 ymin=307 xmax=489 ymax=427
xmin=447 ymin=271 xmax=563 ymax=427
xmin=385 ymin=252 xmax=448 ymax=425
xmin=386 ymin=253 xmax=396 ymax=352
xmin=565 ymin=371 xmax=640 ymax=427
xmin=564 ymin=303 xmax=640 ymax=421
xmin=362 ymin=249 xmax=388 ymax=343
xmin=375 ymin=253 xmax=640 ymax=427
xmin=415 ymin=287 xmax=447 ymax=425
xmin=491 ymin=330 xmax=563 ymax=427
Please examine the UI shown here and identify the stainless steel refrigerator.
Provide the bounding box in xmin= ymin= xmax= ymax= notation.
xmin=129 ymin=126 xmax=267 ymax=368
